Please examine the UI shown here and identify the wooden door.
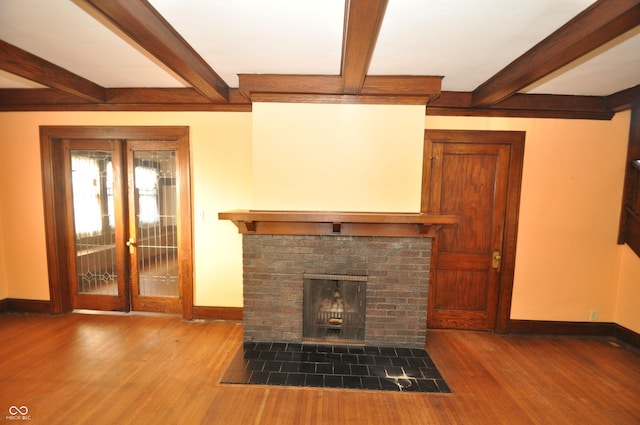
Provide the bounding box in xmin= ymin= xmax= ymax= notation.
xmin=422 ymin=130 xmax=524 ymax=332
xmin=126 ymin=140 xmax=184 ymax=314
xmin=63 ymin=139 xmax=129 ymax=312
xmin=42 ymin=126 xmax=193 ymax=318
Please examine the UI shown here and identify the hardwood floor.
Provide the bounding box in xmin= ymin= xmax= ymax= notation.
xmin=1 ymin=313 xmax=638 ymax=424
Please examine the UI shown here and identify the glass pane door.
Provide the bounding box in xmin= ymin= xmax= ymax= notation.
xmin=128 ymin=141 xmax=181 ymax=314
xmin=72 ymin=149 xmax=116 ymax=295
xmin=66 ymin=140 xmax=127 ymax=311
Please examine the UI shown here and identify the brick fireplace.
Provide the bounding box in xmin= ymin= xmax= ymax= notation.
xmin=219 ymin=210 xmax=457 ymax=349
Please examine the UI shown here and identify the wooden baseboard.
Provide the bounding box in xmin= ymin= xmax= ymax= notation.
xmin=612 ymin=323 xmax=640 ymax=348
xmin=509 ymin=319 xmax=640 ymax=349
xmin=508 ymin=319 xmax=613 ymax=336
xmin=192 ymin=306 xmax=243 ymax=321
xmin=0 ymin=298 xmax=53 ymax=314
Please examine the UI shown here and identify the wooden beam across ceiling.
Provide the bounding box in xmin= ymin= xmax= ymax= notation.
xmin=428 ymin=91 xmax=615 ymax=120
xmin=607 ymin=84 xmax=640 ymax=112
xmin=0 ymin=87 xmax=251 ymax=112
xmin=238 ymin=74 xmax=441 ymax=99
xmin=472 ymin=0 xmax=640 ymax=108
xmin=81 ymin=0 xmax=230 ymax=103
xmin=239 ymin=75 xmax=344 ymax=97
xmin=237 ymin=74 xmax=440 ymax=105
xmin=341 ymin=0 xmax=388 ymax=94
xmin=0 ymin=0 xmax=635 ymax=117
xmin=0 ymin=40 xmax=106 ymax=103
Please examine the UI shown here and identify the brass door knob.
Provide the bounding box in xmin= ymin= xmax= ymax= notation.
xmin=492 ymin=251 xmax=502 ymax=269
xmin=125 ymin=237 xmax=136 ymax=254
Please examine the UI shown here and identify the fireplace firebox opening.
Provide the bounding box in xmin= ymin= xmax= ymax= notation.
xmin=303 ymin=274 xmax=366 ymax=345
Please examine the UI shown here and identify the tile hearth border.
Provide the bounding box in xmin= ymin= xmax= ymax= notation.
xmin=221 ymin=342 xmax=451 ymax=393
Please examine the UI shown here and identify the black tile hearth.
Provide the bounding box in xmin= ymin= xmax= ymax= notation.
xmin=221 ymin=342 xmax=450 ymax=393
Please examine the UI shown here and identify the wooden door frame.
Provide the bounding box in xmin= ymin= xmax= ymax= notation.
xmin=40 ymin=126 xmax=194 ymax=319
xmin=421 ymin=130 xmax=525 ymax=333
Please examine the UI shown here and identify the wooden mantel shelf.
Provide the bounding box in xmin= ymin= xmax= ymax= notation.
xmin=218 ymin=210 xmax=458 ymax=237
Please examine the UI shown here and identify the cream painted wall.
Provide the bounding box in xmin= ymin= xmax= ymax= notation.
xmin=426 ymin=112 xmax=631 ymax=324
xmin=0 ymin=114 xmax=50 ymax=301
xmin=0 ymin=107 xmax=637 ymax=332
xmin=252 ymin=103 xmax=426 ymax=211
xmin=0 ymin=112 xmax=251 ymax=307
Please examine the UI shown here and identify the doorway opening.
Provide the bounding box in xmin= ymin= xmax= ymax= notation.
xmin=40 ymin=127 xmax=193 ymax=319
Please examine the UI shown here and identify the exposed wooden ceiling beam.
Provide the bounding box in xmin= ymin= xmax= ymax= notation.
xmin=0 ymin=88 xmax=91 ymax=106
xmin=607 ymin=84 xmax=640 ymax=112
xmin=361 ymin=76 xmax=441 ymax=96
xmin=239 ymin=75 xmax=344 ymax=97
xmin=428 ymin=91 xmax=614 ymax=120
xmin=0 ymin=88 xmax=250 ymax=112
xmin=472 ymin=0 xmax=640 ymax=108
xmin=249 ymin=93 xmax=429 ymax=105
xmin=238 ymin=74 xmax=440 ymax=97
xmin=0 ymin=84 xmax=629 ymax=118
xmin=81 ymin=0 xmax=230 ymax=103
xmin=341 ymin=0 xmax=388 ymax=94
xmin=0 ymin=40 xmax=106 ymax=102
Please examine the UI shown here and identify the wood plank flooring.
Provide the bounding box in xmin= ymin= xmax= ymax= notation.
xmin=1 ymin=313 xmax=638 ymax=424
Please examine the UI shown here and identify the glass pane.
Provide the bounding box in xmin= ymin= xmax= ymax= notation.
xmin=134 ymin=150 xmax=179 ymax=297
xmin=70 ymin=150 xmax=118 ymax=296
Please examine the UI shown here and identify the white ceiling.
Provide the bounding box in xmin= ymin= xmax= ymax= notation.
xmin=0 ymin=0 xmax=638 ymax=97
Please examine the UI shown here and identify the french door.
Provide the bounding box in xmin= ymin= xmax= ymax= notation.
xmin=64 ymin=139 xmax=127 ymax=312
xmin=41 ymin=127 xmax=193 ymax=318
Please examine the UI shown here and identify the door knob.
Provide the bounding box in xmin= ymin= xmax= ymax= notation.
xmin=492 ymin=251 xmax=502 ymax=269
xmin=125 ymin=237 xmax=136 ymax=254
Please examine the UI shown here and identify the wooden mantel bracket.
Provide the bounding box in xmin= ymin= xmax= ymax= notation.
xmin=218 ymin=210 xmax=458 ymax=237
xmin=332 ymin=222 xmax=342 ymax=233
xmin=421 ymin=224 xmax=441 ymax=237
xmin=243 ymin=221 xmax=256 ymax=233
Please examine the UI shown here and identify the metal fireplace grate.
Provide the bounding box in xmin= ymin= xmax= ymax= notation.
xmin=303 ymin=274 xmax=366 ymax=345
